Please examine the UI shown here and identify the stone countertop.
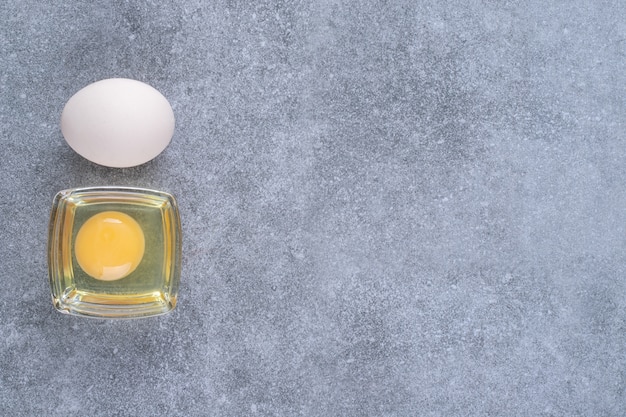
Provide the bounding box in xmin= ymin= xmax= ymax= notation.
xmin=1 ymin=1 xmax=625 ymax=416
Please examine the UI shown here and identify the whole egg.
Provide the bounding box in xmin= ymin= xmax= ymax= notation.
xmin=61 ymin=78 xmax=175 ymax=168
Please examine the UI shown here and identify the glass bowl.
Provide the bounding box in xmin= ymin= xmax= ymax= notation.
xmin=48 ymin=187 xmax=182 ymax=318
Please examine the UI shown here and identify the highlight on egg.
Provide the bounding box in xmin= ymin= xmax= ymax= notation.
xmin=60 ymin=78 xmax=175 ymax=168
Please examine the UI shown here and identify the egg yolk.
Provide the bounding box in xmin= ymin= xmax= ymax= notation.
xmin=75 ymin=211 xmax=145 ymax=281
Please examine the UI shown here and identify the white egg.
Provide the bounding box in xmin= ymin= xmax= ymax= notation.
xmin=61 ymin=78 xmax=175 ymax=168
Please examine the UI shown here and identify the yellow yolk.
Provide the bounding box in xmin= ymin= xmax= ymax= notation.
xmin=75 ymin=211 xmax=145 ymax=281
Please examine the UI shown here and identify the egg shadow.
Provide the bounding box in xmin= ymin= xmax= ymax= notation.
xmin=39 ymin=119 xmax=183 ymax=206
xmin=50 ymin=140 xmax=172 ymax=190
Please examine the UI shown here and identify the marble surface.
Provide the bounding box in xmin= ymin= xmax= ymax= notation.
xmin=1 ymin=1 xmax=625 ymax=415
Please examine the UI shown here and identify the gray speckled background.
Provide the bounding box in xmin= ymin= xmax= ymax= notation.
xmin=1 ymin=0 xmax=625 ymax=416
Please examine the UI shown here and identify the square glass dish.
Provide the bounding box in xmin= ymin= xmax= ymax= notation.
xmin=48 ymin=187 xmax=182 ymax=318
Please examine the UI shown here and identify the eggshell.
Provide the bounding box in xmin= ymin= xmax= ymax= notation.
xmin=61 ymin=78 xmax=175 ymax=168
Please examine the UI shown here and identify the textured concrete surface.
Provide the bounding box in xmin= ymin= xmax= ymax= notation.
xmin=1 ymin=0 xmax=625 ymax=416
